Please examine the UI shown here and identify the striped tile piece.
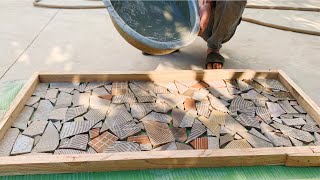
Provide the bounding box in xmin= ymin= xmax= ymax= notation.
xmin=31 ymin=100 xmax=54 ymax=121
xmin=262 ymin=93 xmax=278 ymax=102
xmin=198 ymin=116 xmax=220 ymax=137
xmin=60 ymin=119 xmax=97 ymax=139
xmin=151 ymin=101 xmax=172 ymax=113
xmin=243 ymin=80 xmax=266 ymax=93
xmin=0 ymin=128 xmax=20 ymax=156
xmin=266 ymin=102 xmax=286 ymax=118
xmin=238 ymin=106 xmax=256 ymax=118
xmin=12 ymin=106 xmax=34 ymax=130
xmin=130 ymin=103 xmax=152 ymax=119
xmin=88 ymin=131 xmax=118 ymax=153
xmin=153 ymin=85 xmax=170 ymax=94
xmin=192 ymin=89 xmax=209 ymax=101
xmin=260 ymin=122 xmax=276 ymax=134
xmin=155 ymin=82 xmax=178 ymax=94
xmin=235 ymin=114 xmax=260 ymax=129
xmin=109 ymin=121 xmax=141 ymax=140
xmin=256 ymin=107 xmax=271 ymax=121
xmin=92 ymin=87 xmax=108 ymax=97
xmin=229 ymin=96 xmax=254 ymax=113
xmin=45 ymin=89 xmax=58 ymax=100
xmin=83 ymin=109 xmax=106 ymax=122
xmin=249 ymin=128 xmax=271 ymax=142
xmin=289 ymin=137 xmax=303 ymax=146
xmin=127 ymin=135 xmax=151 ymax=144
xmin=176 ymin=142 xmax=193 ymax=150
xmin=174 ymin=81 xmax=189 ymax=94
xmin=90 ymin=95 xmax=111 ymax=112
xmin=54 ymin=149 xmax=86 ymax=155
xmin=184 ymin=98 xmax=196 ymax=111
xmin=87 ymin=147 xmax=97 ymax=154
xmin=129 ymin=83 xmax=151 ymax=97
xmin=236 ymin=80 xmax=253 ymax=92
xmin=111 ymin=81 xmax=128 ymax=95
xmin=208 ymin=87 xmax=233 ymax=99
xmin=186 ymin=120 xmax=206 ymax=143
xmin=252 ymin=99 xmax=267 ymax=107
xmin=171 ymin=108 xmax=186 ymax=127
xmin=72 ymin=92 xmax=90 ymax=107
xmin=104 ymin=141 xmax=141 ymax=153
xmin=25 ymin=96 xmax=41 ymax=106
xmin=131 ymin=81 xmax=155 ymax=92
xmin=241 ymin=90 xmax=268 ymax=101
xmin=253 ymin=79 xmax=287 ymax=91
xmin=99 ymin=94 xmax=113 ymax=101
xmin=101 ymin=105 xmax=133 ymax=132
xmin=84 ymin=82 xmax=105 ymax=92
xmin=190 ymin=137 xmax=208 ymax=149
xmin=136 ymin=96 xmax=156 ymax=103
xmin=22 ymin=120 xmax=48 ymax=137
xmin=271 ymin=91 xmax=294 ymax=100
xmin=264 ymin=131 xmax=292 ymax=147
xmin=219 ymin=126 xmax=235 ymax=135
xmin=64 ymin=105 xmax=87 ymax=122
xmin=177 ymin=80 xmax=198 ymax=88
xmin=238 ymin=131 xmax=273 ymax=148
xmin=278 ymin=101 xmax=298 ymax=114
xmin=179 ymin=110 xmax=197 ymax=128
xmin=293 ymin=105 xmax=307 ymax=114
xmin=208 ymin=137 xmax=219 ymax=149
xmin=153 ymin=142 xmax=177 ymax=151
xmin=220 ymin=134 xmax=234 ymax=147
xmin=224 ymin=114 xmax=248 ymax=133
xmin=157 ymin=94 xmax=185 ymax=107
xmin=140 ymin=112 xmax=172 ymax=124
xmin=112 ymin=91 xmax=137 ymax=104
xmin=306 ymin=114 xmax=318 ymax=125
xmin=301 ymin=124 xmax=320 ymax=133
xmin=207 ymin=94 xmax=229 ymax=113
xmin=33 ymin=83 xmax=48 ymax=98
xmin=59 ymin=134 xmax=88 ymax=151
xmin=224 ymin=139 xmax=252 ymax=149
xmin=170 ymin=127 xmax=187 ymax=142
xmin=282 ymin=118 xmax=306 ymax=126
xmin=55 ymin=92 xmax=73 ymax=108
xmin=196 ymin=100 xmax=210 ymax=118
xmin=143 ymin=121 xmax=175 ymax=147
xmin=89 ymin=128 xmax=100 ymax=139
xmin=49 ymin=107 xmax=68 ymax=121
xmin=11 ymin=134 xmax=34 ymax=155
xmin=271 ymin=122 xmax=315 ymax=142
xmin=32 ymin=122 xmax=59 ymax=153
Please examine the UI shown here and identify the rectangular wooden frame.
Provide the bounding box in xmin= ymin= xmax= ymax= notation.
xmin=0 ymin=70 xmax=320 ymax=176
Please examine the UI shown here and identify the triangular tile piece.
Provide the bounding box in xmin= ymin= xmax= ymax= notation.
xmin=235 ymin=114 xmax=260 ymax=129
xmin=192 ymin=89 xmax=209 ymax=101
xmin=289 ymin=137 xmax=303 ymax=146
xmin=140 ymin=112 xmax=172 ymax=124
xmin=49 ymin=107 xmax=68 ymax=121
xmin=55 ymin=92 xmax=73 ymax=108
xmin=256 ymin=107 xmax=271 ymax=121
xmin=157 ymin=94 xmax=185 ymax=107
xmin=184 ymin=98 xmax=196 ymax=111
xmin=271 ymin=122 xmax=315 ymax=142
xmin=72 ymin=92 xmax=90 ymax=107
xmin=143 ymin=121 xmax=175 ymax=147
xmin=172 ymin=108 xmax=186 ymax=127
xmin=130 ymin=103 xmax=153 ymax=119
xmin=89 ymin=128 xmax=100 ymax=139
xmin=241 ymin=90 xmax=268 ymax=101
xmin=224 ymin=139 xmax=252 ymax=149
xmin=0 ymin=128 xmax=20 ymax=156
xmin=45 ymin=89 xmax=58 ymax=100
xmin=154 ymin=82 xmax=178 ymax=94
xmin=111 ymin=81 xmax=128 ymax=95
xmin=207 ymin=94 xmax=228 ymax=113
xmin=190 ymin=137 xmax=208 ymax=149
xmin=302 ymin=124 xmax=320 ymax=132
xmin=175 ymin=142 xmax=193 ymax=150
xmin=83 ymin=109 xmax=106 ymax=122
xmin=186 ymin=120 xmax=206 ymax=143
xmin=11 ymin=134 xmax=34 ymax=155
xmin=170 ymin=127 xmax=187 ymax=142
xmin=151 ymin=101 xmax=172 ymax=113
xmin=238 ymin=131 xmax=273 ymax=148
xmin=266 ymin=102 xmax=286 ymax=118
xmin=132 ymin=81 xmax=155 ymax=92
xmin=59 ymin=134 xmax=88 ymax=151
xmin=22 ymin=120 xmax=48 ymax=137
xmin=179 ymin=110 xmax=197 ymax=128
xmin=153 ymin=142 xmax=177 ymax=151
xmin=236 ymin=80 xmax=253 ymax=92
xmin=25 ymin=96 xmax=40 ymax=106
xmin=224 ymin=114 xmax=248 ymax=132
xmin=208 ymin=110 xmax=227 ymax=125
xmin=54 ymin=149 xmax=85 ymax=155
xmin=140 ymin=143 xmax=153 ymax=151
xmin=208 ymin=137 xmax=219 ymax=149
xmin=264 ymin=131 xmax=292 ymax=147
xmin=282 ymin=118 xmax=306 ymax=126
xmin=32 ymin=122 xmax=59 ymax=152
xmin=253 ymin=79 xmax=287 ymax=91
xmin=278 ymin=101 xmax=298 ymax=114
xmin=238 ymin=106 xmax=256 ymax=118
xmin=103 ymin=104 xmax=133 ymax=127
xmin=88 ymin=131 xmax=119 ymax=153
xmin=249 ymin=128 xmax=271 ymax=142
xmin=198 ymin=116 xmax=220 ymax=137
xmin=196 ymin=100 xmax=210 ymax=118
xmin=174 ymin=81 xmax=189 ymax=94
xmin=293 ymin=105 xmax=307 ymax=114
xmin=12 ymin=106 xmax=34 ymax=130
xmin=129 ymin=83 xmax=151 ymax=97
xmin=229 ymin=96 xmax=254 ymax=113
xmin=109 ymin=121 xmax=141 ymax=140
xmin=31 ymin=100 xmax=54 ymax=121
xmin=92 ymin=87 xmax=108 ymax=97
xmin=64 ymin=105 xmax=87 ymax=122
xmin=127 ymin=135 xmax=151 ymax=144
xmin=104 ymin=141 xmax=141 ymax=153
xmin=60 ymin=120 xmax=98 ymax=139
xmin=220 ymin=134 xmax=234 ymax=147
xmin=33 ymin=83 xmax=48 ymax=98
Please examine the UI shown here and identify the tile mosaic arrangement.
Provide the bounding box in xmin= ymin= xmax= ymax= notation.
xmin=0 ymin=79 xmax=319 ymax=156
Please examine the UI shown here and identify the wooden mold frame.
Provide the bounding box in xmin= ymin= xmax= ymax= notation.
xmin=0 ymin=70 xmax=320 ymax=176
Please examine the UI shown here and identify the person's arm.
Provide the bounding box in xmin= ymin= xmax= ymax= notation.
xmin=198 ymin=0 xmax=213 ymax=35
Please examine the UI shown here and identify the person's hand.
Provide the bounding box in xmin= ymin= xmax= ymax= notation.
xmin=198 ymin=0 xmax=212 ymax=36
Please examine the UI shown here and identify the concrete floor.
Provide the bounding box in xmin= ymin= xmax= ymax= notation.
xmin=0 ymin=0 xmax=319 ymax=105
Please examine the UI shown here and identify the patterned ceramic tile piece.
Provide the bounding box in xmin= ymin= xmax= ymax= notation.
xmin=253 ymin=79 xmax=287 ymax=91
xmin=192 ymin=89 xmax=209 ymax=101
xmin=184 ymin=98 xmax=196 ymax=111
xmin=22 ymin=120 xmax=48 ymax=137
xmin=256 ymin=107 xmax=271 ymax=121
xmin=151 ymin=101 xmax=172 ymax=113
xmin=0 ymin=128 xmax=20 ymax=156
xmin=140 ymin=143 xmax=153 ymax=151
xmin=11 ymin=134 xmax=34 ymax=155
xmin=83 ymin=109 xmax=106 ymax=122
xmin=229 ymin=96 xmax=254 ymax=113
xmin=282 ymin=118 xmax=306 ymax=126
xmin=104 ymin=141 xmax=141 ymax=153
xmin=136 ymin=96 xmax=156 ymax=103
xmin=264 ymin=131 xmax=292 ymax=147
xmin=236 ymin=80 xmax=253 ymax=92
xmin=31 ymin=100 xmax=54 ymax=121
xmin=192 ymin=81 xmax=209 ymax=89
xmin=208 ymin=137 xmax=219 ymax=149
xmin=130 ymin=103 xmax=153 ymax=119
xmin=207 ymin=94 xmax=229 ymax=113
xmin=278 ymin=101 xmax=298 ymax=114
xmin=241 ymin=90 xmax=268 ymax=101
xmin=205 ymin=80 xmax=226 ymax=88
xmin=60 ymin=120 xmax=97 ymax=139
xmin=238 ymin=131 xmax=273 ymax=148
xmin=271 ymin=122 xmax=315 ymax=142
xmin=196 ymin=100 xmax=210 ymax=118
xmin=153 ymin=142 xmax=177 ymax=151
xmin=53 ymin=121 xmax=62 ymax=131
xmin=112 ymin=81 xmax=128 ymax=95
xmin=90 ymin=95 xmax=111 ymax=112
xmin=83 ymin=82 xmax=104 ymax=92
xmin=140 ymin=111 xmax=172 ymax=124
xmin=190 ymin=137 xmax=208 ymax=149
xmin=131 ymin=81 xmax=155 ymax=92
xmin=45 ymin=89 xmax=58 ymax=100
xmin=293 ymin=105 xmax=307 ymax=114
xmin=198 ymin=116 xmax=220 ymax=137
xmin=235 ymin=114 xmax=260 ymax=129
xmin=170 ymin=127 xmax=187 ymax=142
xmin=32 ymin=121 xmax=59 ymax=153
xmin=176 ymin=142 xmax=194 ymax=150
xmin=112 ymin=91 xmax=137 ymax=104
xmin=25 ymin=96 xmax=41 ymax=106
xmin=224 ymin=114 xmax=248 ymax=132
xmin=266 ymin=102 xmax=286 ymax=118
xmin=64 ymin=105 xmax=87 ymax=122
xmin=102 ymin=105 xmax=133 ymax=132
xmin=301 ymin=124 xmax=320 ymax=133
xmin=155 ymin=82 xmax=178 ymax=94
xmin=224 ymin=139 xmax=252 ymax=149
xmin=59 ymin=134 xmax=88 ymax=151
xmin=289 ymin=137 xmax=303 ymax=146
xmin=109 ymin=121 xmax=141 ymax=140
xmin=248 ymin=128 xmax=271 ymax=142
xmin=261 ymin=92 xmax=278 ymax=102
xmin=182 ymin=88 xmax=198 ymax=97
xmin=174 ymin=81 xmax=189 ymax=94
xmin=88 ymin=131 xmax=118 ymax=153
xmin=180 ymin=110 xmax=197 ymax=128
xmin=220 ymin=134 xmax=234 ymax=147
xmin=89 ymin=128 xmax=100 ymax=139
xmin=33 ymin=83 xmax=49 ymax=98
xmin=186 ymin=120 xmax=206 ymax=143
xmin=157 ymin=94 xmax=185 ymax=107
xmin=129 ymin=83 xmax=151 ymax=97
xmin=48 ymin=107 xmax=68 ymax=121
xmin=127 ymin=135 xmax=151 ymax=144
xmin=92 ymin=87 xmax=108 ymax=97
xmin=54 ymin=149 xmax=86 ymax=155
xmin=271 ymin=91 xmax=294 ymax=100
xmin=305 ymin=114 xmax=318 ymax=125
xmin=143 ymin=121 xmax=175 ymax=147
xmin=12 ymin=106 xmax=34 ymax=130
xmin=252 ymin=99 xmax=267 ymax=107
xmin=238 ymin=106 xmax=256 ymax=118
xmin=171 ymin=108 xmax=186 ymax=127
xmin=55 ymin=92 xmax=73 ymax=108
xmin=72 ymin=92 xmax=90 ymax=107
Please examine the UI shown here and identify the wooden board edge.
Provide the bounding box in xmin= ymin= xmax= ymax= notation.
xmin=277 ymin=70 xmax=320 ymax=124
xmin=38 ymin=69 xmax=279 ymax=83
xmin=0 ymin=73 xmax=39 ymax=140
xmin=286 ymin=153 xmax=320 ymax=166
xmin=0 ymin=147 xmax=312 ymax=176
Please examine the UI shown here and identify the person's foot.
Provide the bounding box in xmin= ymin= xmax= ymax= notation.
xmin=206 ymin=49 xmax=223 ymax=69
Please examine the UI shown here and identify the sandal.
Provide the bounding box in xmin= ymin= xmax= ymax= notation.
xmin=206 ymin=51 xmax=224 ymax=69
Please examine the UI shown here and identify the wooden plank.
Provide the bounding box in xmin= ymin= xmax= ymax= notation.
xmin=286 ymin=152 xmax=320 ymax=166
xmin=0 ymin=73 xmax=39 ymax=140
xmin=0 ymin=147 xmax=312 ymax=175
xmin=278 ymin=70 xmax=320 ymax=125
xmin=38 ymin=70 xmax=279 ymax=83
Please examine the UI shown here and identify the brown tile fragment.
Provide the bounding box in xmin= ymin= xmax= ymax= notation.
xmin=170 ymin=127 xmax=187 ymax=142
xmin=143 ymin=121 xmax=175 ymax=147
xmin=190 ymin=137 xmax=208 ymax=149
xmin=88 ymin=131 xmax=118 ymax=153
xmin=184 ymin=98 xmax=196 ymax=111
xmin=89 ymin=128 xmax=100 ymax=139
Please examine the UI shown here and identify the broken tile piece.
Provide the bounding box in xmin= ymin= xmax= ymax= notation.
xmin=271 ymin=122 xmax=315 ymax=142
xmin=176 ymin=142 xmax=194 ymax=150
xmin=89 ymin=128 xmax=100 ymax=139
xmin=180 ymin=110 xmax=197 ymax=128
xmin=252 ymin=99 xmax=267 ymax=107
xmin=102 ymin=105 xmax=133 ymax=132
xmin=88 ymin=131 xmax=118 ymax=153
xmin=184 ymin=98 xmax=196 ymax=111
xmin=157 ymin=94 xmax=185 ymax=107
xmin=49 ymin=107 xmax=68 ymax=121
xmin=192 ymin=89 xmax=209 ymax=101
xmin=25 ymin=96 xmax=40 ymax=106
xmin=190 ymin=137 xmax=208 ymax=149
xmin=140 ymin=143 xmax=153 ymax=151
xmin=253 ymin=79 xmax=287 ymax=91
xmin=55 ymin=92 xmax=73 ymax=108
xmin=130 ymin=103 xmax=153 ymax=119
xmin=92 ymin=87 xmax=108 ymax=97
xmin=99 ymin=94 xmax=113 ymax=101
xmin=109 ymin=121 xmax=141 ymax=140
xmin=272 ymin=91 xmax=294 ymax=100
xmin=64 ymin=106 xmax=87 ymax=122
xmin=32 ymin=121 xmax=59 ymax=153
xmin=186 ymin=120 xmax=206 ymax=143
xmin=266 ymin=102 xmax=286 ymax=118
xmin=235 ymin=114 xmax=260 ymax=129
xmin=45 ymin=89 xmax=58 ymax=100
xmin=224 ymin=139 xmax=252 ymax=149
xmin=241 ymin=90 xmax=268 ymax=101
xmin=282 ymin=118 xmax=306 ymax=126
xmin=11 ymin=134 xmax=34 ymax=155
xmin=192 ymin=82 xmax=209 ymax=89
xmin=143 ymin=121 xmax=175 ymax=147
xmin=293 ymin=105 xmax=307 ymax=114
xmin=60 ymin=119 xmax=98 ymax=139
xmin=205 ymin=80 xmax=226 ymax=88
xmin=224 ymin=114 xmax=248 ymax=133
xmin=53 ymin=121 xmax=62 ymax=131
xmin=198 ymin=116 xmax=220 ymax=137
xmin=238 ymin=131 xmax=273 ymax=148
xmin=229 ymin=96 xmax=254 ymax=113
xmin=33 ymin=83 xmax=48 ymax=98
xmin=249 ymin=128 xmax=271 ymax=142
xmin=59 ymin=134 xmax=88 ymax=151
xmin=12 ymin=106 xmax=34 ymax=130
xmin=264 ymin=131 xmax=292 ymax=147
xmin=238 ymin=106 xmax=256 ymax=118
xmin=151 ymin=101 xmax=172 ymax=113
xmin=182 ymin=88 xmax=198 ymax=97
xmin=208 ymin=109 xmax=228 ymax=125
xmin=170 ymin=127 xmax=187 ymax=142
xmin=22 ymin=120 xmax=48 ymax=137
xmin=83 ymin=109 xmax=105 ymax=122
xmin=174 ymin=81 xmax=189 ymax=94
xmin=208 ymin=137 xmax=219 ymax=149
xmin=136 ymin=96 xmax=156 ymax=103
xmin=278 ymin=101 xmax=298 ymax=114
xmin=84 ymin=82 xmax=104 ymax=92
xmin=112 ymin=81 xmax=128 ymax=95
xmin=153 ymin=142 xmax=177 ymax=151
xmin=140 ymin=112 xmax=172 ymax=124
xmin=104 ymin=141 xmax=141 ymax=153
xmin=31 ymin=100 xmax=54 ymax=121
xmin=127 ymin=135 xmax=151 ymax=144
xmin=54 ymin=149 xmax=86 ymax=155
xmin=289 ymin=137 xmax=303 ymax=146
xmin=196 ymin=100 xmax=210 ymax=118
xmin=0 ymin=128 xmax=20 ymax=156
xmin=301 ymin=124 xmax=320 ymax=133
xmin=220 ymin=134 xmax=234 ymax=147
xmin=129 ymin=83 xmax=151 ymax=97
xmin=256 ymin=107 xmax=271 ymax=121
xmin=72 ymin=92 xmax=90 ymax=107
xmin=171 ymin=108 xmax=186 ymax=127
xmin=90 ymin=95 xmax=111 ymax=111
xmin=112 ymin=91 xmax=137 ymax=104
xmin=207 ymin=94 xmax=229 ymax=113
xmin=236 ymin=80 xmax=253 ymax=92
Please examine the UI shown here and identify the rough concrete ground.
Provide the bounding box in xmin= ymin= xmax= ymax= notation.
xmin=0 ymin=0 xmax=319 ymax=105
